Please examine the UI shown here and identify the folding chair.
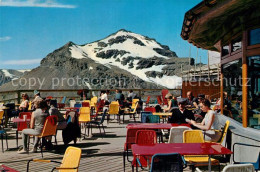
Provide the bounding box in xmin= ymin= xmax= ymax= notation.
xmin=27 ymin=146 xmax=81 ymax=172
xmin=133 ymin=130 xmax=157 ymax=171
xmin=78 ymin=107 xmax=91 ymax=139
xmin=28 ymin=116 xmax=58 ymax=158
xmin=168 ymin=126 xmax=191 ymax=143
xmin=233 ymin=143 xmax=260 ymax=172
xmin=222 ymin=164 xmax=255 ymax=172
xmin=183 ymin=130 xmax=220 ymax=172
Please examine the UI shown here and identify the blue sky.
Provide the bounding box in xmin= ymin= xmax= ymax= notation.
xmin=0 ymin=0 xmax=206 ymax=70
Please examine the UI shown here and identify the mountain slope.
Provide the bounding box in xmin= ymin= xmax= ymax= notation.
xmin=0 ymin=69 xmax=30 ymax=86
xmin=1 ymin=29 xmax=193 ymax=91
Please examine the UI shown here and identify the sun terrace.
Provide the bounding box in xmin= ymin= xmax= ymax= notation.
xmin=1 ymin=0 xmax=260 ymax=171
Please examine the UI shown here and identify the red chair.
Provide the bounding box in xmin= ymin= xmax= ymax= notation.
xmin=123 ymin=128 xmax=139 ymax=171
xmin=135 ymin=130 xmax=157 ymax=145
xmin=91 ymin=100 xmax=105 ymax=119
xmin=156 ymin=96 xmax=163 ymax=105
xmin=82 ymin=102 xmax=90 ymax=107
xmin=16 ymin=112 xmax=32 ymax=148
xmin=132 ymin=130 xmax=157 ymax=170
xmin=144 ymin=106 xmax=156 ymax=113
xmin=145 ymin=96 xmax=151 ymax=107
xmin=161 ymin=89 xmax=169 ymax=105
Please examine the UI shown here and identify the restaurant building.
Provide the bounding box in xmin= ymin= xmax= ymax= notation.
xmin=181 ymin=0 xmax=260 ymax=163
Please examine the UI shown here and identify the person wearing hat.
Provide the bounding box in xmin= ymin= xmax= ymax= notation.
xmin=168 ymin=98 xmax=195 ymax=124
xmin=163 ymin=93 xmax=177 ymax=112
xmin=31 ymin=90 xmax=43 ymax=111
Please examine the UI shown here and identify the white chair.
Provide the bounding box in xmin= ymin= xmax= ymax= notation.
xmin=168 ymin=126 xmax=191 ymax=143
xmin=222 ymin=164 xmax=255 ymax=172
xmin=70 ymin=99 xmax=76 ymax=107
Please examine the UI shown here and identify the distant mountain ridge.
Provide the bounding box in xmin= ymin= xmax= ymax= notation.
xmin=0 ymin=69 xmax=30 ymax=86
xmin=1 ymin=29 xmax=194 ymax=91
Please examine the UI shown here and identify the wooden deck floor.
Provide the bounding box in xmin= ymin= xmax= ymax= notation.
xmin=0 ymin=116 xmax=227 ymax=172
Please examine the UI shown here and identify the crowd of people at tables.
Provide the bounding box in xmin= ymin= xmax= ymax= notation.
xmin=17 ymin=90 xmax=68 ymax=154
xmin=15 ymin=89 xmax=222 ymax=153
xmin=163 ymin=91 xmax=222 ymax=142
xmin=97 ymin=89 xmax=222 ymax=142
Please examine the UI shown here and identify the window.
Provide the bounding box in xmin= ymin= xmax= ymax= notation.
xmin=248 ymin=56 xmax=260 ymax=130
xmin=222 ymin=59 xmax=242 ymax=123
xmin=249 ymin=28 xmax=260 ymax=45
xmin=231 ymin=36 xmax=242 ymax=52
xmin=222 ymin=44 xmax=229 ymax=56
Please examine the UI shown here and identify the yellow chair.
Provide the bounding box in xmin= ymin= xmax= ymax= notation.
xmin=183 ymin=130 xmax=204 ymax=143
xmin=79 ymin=107 xmax=91 ymax=122
xmin=131 ymin=99 xmax=139 ymax=109
xmin=217 ymin=120 xmax=230 ymax=144
xmin=124 ymin=102 xmax=138 ymax=123
xmin=79 ymin=107 xmax=91 ymax=138
xmin=183 ymin=130 xmax=220 ymax=171
xmin=110 ymin=101 xmax=119 ymax=105
xmin=90 ymin=96 xmax=98 ymax=112
xmin=90 ymin=96 xmax=98 ymax=107
xmin=108 ymin=102 xmax=120 ymax=122
xmin=27 ymin=146 xmax=82 ymax=172
xmin=204 ymin=120 xmax=230 ymax=144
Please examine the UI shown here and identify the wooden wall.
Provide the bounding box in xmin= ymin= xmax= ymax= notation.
xmin=182 ymin=81 xmax=221 ymax=100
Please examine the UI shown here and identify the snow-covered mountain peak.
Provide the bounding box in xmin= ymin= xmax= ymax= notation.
xmin=67 ymin=29 xmax=182 ymax=88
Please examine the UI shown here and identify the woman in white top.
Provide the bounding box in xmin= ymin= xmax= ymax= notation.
xmin=189 ymin=99 xmax=222 ymax=142
xmin=19 ymin=93 xmax=29 ymax=112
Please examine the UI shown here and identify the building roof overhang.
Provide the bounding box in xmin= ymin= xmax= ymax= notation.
xmin=181 ymin=0 xmax=260 ymax=52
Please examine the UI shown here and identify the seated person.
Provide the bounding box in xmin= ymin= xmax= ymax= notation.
xmin=186 ymin=91 xmax=197 ymax=108
xmin=163 ymin=93 xmax=177 ymax=112
xmin=193 ymin=94 xmax=205 ymax=109
xmin=31 ymin=90 xmax=43 ymax=111
xmin=100 ymin=90 xmax=110 ymax=106
xmin=48 ymin=100 xmax=67 ymax=130
xmin=18 ymin=100 xmax=49 ymax=153
xmin=188 ymin=99 xmax=222 ymax=142
xmin=19 ymin=93 xmax=29 ymax=112
xmin=168 ymin=98 xmax=195 ymax=124
xmin=126 ymin=90 xmax=136 ymax=108
xmin=115 ymin=89 xmax=125 ymax=107
xmin=12 ymin=93 xmax=29 ymax=117
xmin=42 ymin=99 xmax=67 ymax=150
xmin=193 ymin=94 xmax=206 ymax=121
xmin=127 ymin=90 xmax=136 ymax=101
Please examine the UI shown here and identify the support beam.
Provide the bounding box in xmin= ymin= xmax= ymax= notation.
xmin=242 ymin=31 xmax=248 ymax=127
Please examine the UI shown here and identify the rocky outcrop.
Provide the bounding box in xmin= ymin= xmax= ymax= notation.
xmin=145 ymin=71 xmax=164 ymax=78
xmin=96 ymin=50 xmax=130 ymax=59
xmin=153 ymin=48 xmax=177 ymax=57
